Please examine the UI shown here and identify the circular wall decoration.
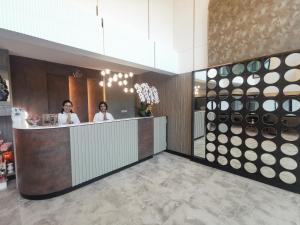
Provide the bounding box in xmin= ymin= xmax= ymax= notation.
xmin=264 ymin=57 xmax=281 ymax=70
xmin=217 ymin=156 xmax=228 ymax=165
xmin=231 ymin=113 xmax=243 ymax=123
xmin=218 ymin=123 xmax=228 ymax=133
xmin=260 ymin=166 xmax=276 ymax=178
xmin=280 ymin=157 xmax=298 ymax=170
xmin=231 ymin=124 xmax=242 ymax=135
xmin=262 ymin=113 xmax=278 ymax=125
xmin=231 ymin=100 xmax=243 ymax=111
xmin=232 ymin=88 xmax=244 ymax=99
xmin=230 ymin=159 xmax=241 ymax=169
xmin=280 ymin=143 xmax=298 ymax=156
xmin=247 ymin=60 xmax=261 ymax=73
xmin=247 ymin=75 xmax=260 ymax=86
xmin=219 ymin=66 xmax=230 ymax=77
xmin=219 ymin=89 xmax=229 ymax=99
xmin=244 ymin=162 xmax=257 ymax=173
xmin=207 ymin=101 xmax=217 ymax=110
xmin=207 ymin=112 xmax=216 ymax=121
xmin=284 ymin=69 xmax=300 ymax=82
xmin=232 ymin=63 xmax=245 ymax=75
xmin=264 ymin=72 xmax=280 ymax=84
xmin=219 ymin=78 xmax=230 ymax=88
xmin=283 ymin=84 xmax=300 ymax=96
xmin=206 ymin=153 xmax=215 ymax=162
xmin=261 ymin=153 xmax=276 ymax=166
xmin=207 ymin=122 xmax=216 ymax=131
xmin=285 ymin=53 xmax=300 ymax=67
xmin=261 ymin=140 xmax=277 ymax=152
xmin=281 ymin=115 xmax=300 ymax=127
xmin=218 ymin=145 xmax=228 ymax=155
xmin=230 ymin=147 xmax=242 ymax=158
xmin=279 ymin=171 xmax=297 ymax=184
xmin=245 ymin=125 xmax=258 ymax=137
xmin=245 ymin=138 xmax=258 ymax=149
xmin=263 ymin=100 xmax=278 ymax=112
xmin=208 ymin=80 xmax=217 ymax=89
xmin=230 ymin=136 xmax=242 ymax=146
xmin=246 ymin=100 xmax=259 ymax=111
xmin=261 ymin=127 xmax=277 ymax=139
xmin=263 ymin=86 xmax=279 ymax=97
xmin=245 ymin=150 xmax=258 ymax=161
xmin=218 ymin=134 xmax=228 ymax=144
xmin=206 ymin=143 xmax=216 ymax=152
xmin=246 ymin=87 xmax=260 ymax=98
xmin=208 ymin=68 xmax=218 ymax=78
xmin=218 ymin=101 xmax=229 ymax=111
xmin=207 ymin=90 xmax=217 ymax=98
xmin=281 ymin=128 xmax=299 ymax=141
xmin=282 ymin=99 xmax=300 ymax=112
xmin=207 ymin=132 xmax=216 ymax=142
xmin=232 ymin=76 xmax=244 ymax=87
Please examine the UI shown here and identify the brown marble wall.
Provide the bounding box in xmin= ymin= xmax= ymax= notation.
xmin=135 ymin=72 xmax=192 ymax=156
xmin=208 ymin=0 xmax=300 ymax=66
xmin=10 ymin=56 xmax=103 ymax=122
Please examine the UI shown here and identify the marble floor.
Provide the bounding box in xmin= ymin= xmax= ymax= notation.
xmin=1 ymin=152 xmax=300 ymax=225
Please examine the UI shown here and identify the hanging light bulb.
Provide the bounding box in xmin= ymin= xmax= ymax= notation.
xmin=118 ymin=81 xmax=123 ymax=86
xmin=124 ymin=87 xmax=128 ymax=93
xmin=101 ymin=70 xmax=106 ymax=76
xmin=118 ymin=73 xmax=123 ymax=78
xmin=124 ymin=73 xmax=129 ymax=79
xmin=108 ymin=77 xmax=113 ymax=82
xmin=129 ymin=88 xmax=134 ymax=93
xmin=105 ymin=68 xmax=111 ymax=74
xmin=129 ymin=72 xmax=134 ymax=78
xmin=123 ymin=80 xmax=128 ymax=85
xmin=107 ymin=82 xmax=112 ymax=87
xmin=113 ymin=74 xmax=118 ymax=82
xmin=99 ymin=81 xmax=104 ymax=87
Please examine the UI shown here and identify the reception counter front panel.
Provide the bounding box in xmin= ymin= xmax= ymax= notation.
xmin=14 ymin=116 xmax=167 ymax=199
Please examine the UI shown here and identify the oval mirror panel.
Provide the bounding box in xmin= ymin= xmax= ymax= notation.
xmin=207 ymin=132 xmax=216 ymax=142
xmin=232 ymin=76 xmax=243 ymax=87
xmin=207 ymin=101 xmax=217 ymax=110
xmin=208 ymin=68 xmax=217 ymax=78
xmin=230 ymin=159 xmax=241 ymax=169
xmin=246 ymin=87 xmax=260 ymax=98
xmin=284 ymin=69 xmax=300 ymax=82
xmin=232 ymin=88 xmax=244 ymax=99
xmin=247 ymin=60 xmax=261 ymax=73
xmin=219 ymin=89 xmax=229 ymax=99
xmin=219 ymin=66 xmax=230 ymax=77
xmin=219 ymin=78 xmax=230 ymax=88
xmin=231 ymin=124 xmax=242 ymax=135
xmin=263 ymin=100 xmax=278 ymax=112
xmin=245 ymin=125 xmax=258 ymax=137
xmin=246 ymin=100 xmax=259 ymax=111
xmin=230 ymin=148 xmax=242 ymax=158
xmin=261 ymin=127 xmax=277 ymax=139
xmin=285 ymin=53 xmax=300 ymax=67
xmin=279 ymin=171 xmax=297 ymax=184
xmin=283 ymin=84 xmax=300 ymax=96
xmin=247 ymin=75 xmax=260 ymax=85
xmin=261 ymin=153 xmax=276 ymax=165
xmin=207 ymin=90 xmax=217 ymax=98
xmin=244 ymin=162 xmax=257 ymax=173
xmin=282 ymin=99 xmax=300 ymax=112
xmin=264 ymin=72 xmax=280 ymax=84
xmin=206 ymin=153 xmax=215 ymax=162
xmin=218 ymin=134 xmax=228 ymax=144
xmin=263 ymin=86 xmax=279 ymax=97
xmin=231 ymin=136 xmax=242 ymax=146
xmin=218 ymin=101 xmax=229 ymax=111
xmin=218 ymin=145 xmax=228 ymax=155
xmin=281 ymin=128 xmax=299 ymax=141
xmin=207 ymin=122 xmax=216 ymax=131
xmin=231 ymin=113 xmax=243 ymax=123
xmin=261 ymin=140 xmax=277 ymax=152
xmin=207 ymin=112 xmax=216 ymax=121
xmin=280 ymin=157 xmax=298 ymax=170
xmin=218 ymin=113 xmax=229 ymax=122
xmin=245 ymin=138 xmax=258 ymax=149
xmin=246 ymin=113 xmax=259 ymax=124
xmin=264 ymin=57 xmax=281 ymax=70
xmin=245 ymin=150 xmax=258 ymax=161
xmin=218 ymin=123 xmax=228 ymax=133
xmin=206 ymin=143 xmax=216 ymax=152
xmin=281 ymin=114 xmax=300 ymax=127
xmin=217 ymin=156 xmax=228 ymax=165
xmin=232 ymin=64 xmax=245 ymax=75
xmin=207 ymin=80 xmax=217 ymax=89
xmin=262 ymin=113 xmax=278 ymax=125
xmin=281 ymin=143 xmax=298 ymax=156
xmin=260 ymin=166 xmax=276 ymax=178
xmin=231 ymin=100 xmax=243 ymax=111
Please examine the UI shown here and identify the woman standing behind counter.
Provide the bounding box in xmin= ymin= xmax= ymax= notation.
xmin=93 ymin=101 xmax=114 ymax=122
xmin=58 ymin=100 xmax=80 ymax=125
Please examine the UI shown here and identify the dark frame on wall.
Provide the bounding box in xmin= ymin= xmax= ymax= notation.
xmin=191 ymin=49 xmax=300 ymax=194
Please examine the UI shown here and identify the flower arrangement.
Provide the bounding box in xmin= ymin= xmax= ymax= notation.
xmin=134 ymin=83 xmax=160 ymax=117
xmin=0 ymin=74 xmax=9 ymax=101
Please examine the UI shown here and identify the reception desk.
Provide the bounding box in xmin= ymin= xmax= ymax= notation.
xmin=14 ymin=116 xmax=167 ymax=199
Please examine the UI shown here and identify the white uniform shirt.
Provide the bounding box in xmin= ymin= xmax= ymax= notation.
xmin=93 ymin=112 xmax=114 ymax=122
xmin=58 ymin=112 xmax=80 ymax=125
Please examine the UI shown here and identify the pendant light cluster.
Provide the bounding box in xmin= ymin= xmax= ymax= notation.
xmin=99 ymin=69 xmax=135 ymax=93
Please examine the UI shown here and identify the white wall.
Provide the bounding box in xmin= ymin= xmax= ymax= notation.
xmin=173 ymin=0 xmax=209 ymax=73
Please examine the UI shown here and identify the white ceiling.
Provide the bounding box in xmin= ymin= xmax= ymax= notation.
xmin=0 ymin=28 xmax=175 ymax=75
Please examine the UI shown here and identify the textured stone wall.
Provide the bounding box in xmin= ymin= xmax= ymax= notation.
xmin=208 ymin=0 xmax=300 ymax=66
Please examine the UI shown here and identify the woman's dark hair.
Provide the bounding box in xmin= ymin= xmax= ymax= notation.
xmin=98 ymin=101 xmax=108 ymax=110
xmin=61 ymin=100 xmax=74 ymax=113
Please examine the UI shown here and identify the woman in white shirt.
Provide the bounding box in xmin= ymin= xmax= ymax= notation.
xmin=93 ymin=101 xmax=114 ymax=122
xmin=58 ymin=100 xmax=80 ymax=125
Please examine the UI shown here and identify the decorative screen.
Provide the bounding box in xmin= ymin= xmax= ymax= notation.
xmin=205 ymin=51 xmax=300 ymax=193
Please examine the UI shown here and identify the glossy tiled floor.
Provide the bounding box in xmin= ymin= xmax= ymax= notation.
xmin=1 ymin=152 xmax=300 ymax=225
